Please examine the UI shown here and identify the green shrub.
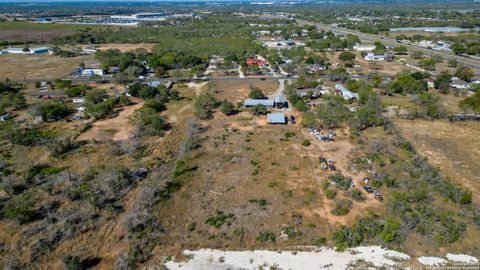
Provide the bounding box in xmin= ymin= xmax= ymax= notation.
xmin=329 ymin=172 xmax=352 ymax=190
xmin=349 ymin=188 xmax=366 ymax=202
xmin=281 ymin=226 xmax=302 ymax=239
xmin=301 ymin=139 xmax=311 ymax=147
xmin=205 ymin=211 xmax=235 ymax=228
xmin=3 ymin=194 xmax=37 ymax=223
xmin=256 ymin=231 xmax=276 ymax=243
xmin=325 ymin=189 xmax=337 ymax=199
xmin=331 ymin=199 xmax=352 ymax=216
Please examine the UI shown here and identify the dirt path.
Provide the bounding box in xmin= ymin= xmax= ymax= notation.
xmin=77 ymin=98 xmax=144 ymax=142
xmin=188 ymin=81 xmax=209 ymax=96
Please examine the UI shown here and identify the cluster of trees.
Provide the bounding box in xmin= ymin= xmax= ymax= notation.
xmin=194 ymin=92 xmax=218 ymax=119
xmin=459 ymin=91 xmax=480 ymax=113
xmin=84 ymin=89 xmax=119 ymax=119
xmin=30 ymin=101 xmax=70 ymax=122
xmin=409 ymin=92 xmax=445 ymax=119
xmin=386 ymin=71 xmax=429 ymax=95
xmin=0 ymin=81 xmax=26 ymax=115
xmin=307 ymin=32 xmax=360 ymax=52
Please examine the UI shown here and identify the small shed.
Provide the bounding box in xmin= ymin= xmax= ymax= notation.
xmin=267 ymin=113 xmax=286 ymax=124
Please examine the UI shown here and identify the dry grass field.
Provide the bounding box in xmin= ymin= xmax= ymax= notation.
xmin=0 ymin=54 xmax=99 ymax=80
xmin=0 ymin=21 xmax=107 ymax=43
xmin=209 ymin=79 xmax=279 ymax=103
xmin=395 ymin=119 xmax=480 ymax=204
xmin=94 ymin=43 xmax=156 ymax=52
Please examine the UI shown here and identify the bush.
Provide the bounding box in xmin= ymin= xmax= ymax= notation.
xmin=379 ymin=217 xmax=400 ymax=243
xmin=130 ymin=107 xmax=168 ymax=136
xmin=325 ymin=189 xmax=337 ymax=199
xmin=3 ymin=194 xmax=37 ymax=223
xmin=329 ymin=172 xmax=352 ymax=190
xmin=248 ymin=87 xmax=266 ymax=99
xmin=221 ymin=100 xmax=235 ymax=115
xmin=301 ymin=139 xmax=311 ymax=147
xmin=256 ymin=231 xmax=276 ymax=243
xmin=281 ymin=226 xmax=302 ymax=238
xmin=194 ymin=93 xmax=218 ymax=119
xmin=205 ymin=211 xmax=235 ymax=228
xmin=250 ymin=104 xmax=268 ymax=115
xmin=313 ymin=237 xmax=327 ymax=246
xmin=31 ymin=101 xmax=70 ymax=122
xmin=331 ymin=199 xmax=352 ymax=216
xmin=349 ymin=188 xmax=366 ymax=202
xmin=331 ymin=225 xmax=362 ymax=251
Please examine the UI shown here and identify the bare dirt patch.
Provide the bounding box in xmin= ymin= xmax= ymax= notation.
xmin=210 ymin=79 xmax=279 ymax=103
xmin=77 ymin=98 xmax=144 ymax=142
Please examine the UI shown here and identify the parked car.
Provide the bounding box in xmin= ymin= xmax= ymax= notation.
xmin=364 ymin=186 xmax=373 ymax=193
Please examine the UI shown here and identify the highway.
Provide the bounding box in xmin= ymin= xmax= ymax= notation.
xmin=297 ymin=19 xmax=480 ymax=71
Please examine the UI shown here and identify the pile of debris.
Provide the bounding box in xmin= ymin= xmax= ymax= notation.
xmin=309 ymin=128 xmax=335 ymax=142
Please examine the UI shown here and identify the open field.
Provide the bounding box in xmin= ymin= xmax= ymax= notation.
xmin=209 ymin=79 xmax=279 ymax=102
xmin=0 ymin=53 xmax=98 ymax=80
xmin=0 ymin=21 xmax=107 ymax=43
xmin=94 ymin=43 xmax=156 ymax=52
xmin=395 ymin=119 xmax=480 ymax=203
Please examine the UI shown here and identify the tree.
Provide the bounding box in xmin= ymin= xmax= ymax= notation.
xmin=194 ymin=93 xmax=218 ymax=119
xmin=455 ymin=66 xmax=474 ymax=82
xmin=220 ymin=100 xmax=235 ymax=115
xmin=434 ymin=72 xmax=452 ymax=93
xmin=31 ymin=101 xmax=70 ymax=122
xmin=459 ymin=91 xmax=480 ymax=113
xmin=130 ymin=107 xmax=168 ymax=136
xmin=393 ymin=45 xmax=407 ymax=55
xmin=447 ymin=59 xmax=458 ymax=68
xmin=338 ymin=51 xmax=355 ymax=62
xmin=3 ymin=194 xmax=37 ymax=223
xmin=248 ymin=87 xmax=266 ymax=99
xmin=250 ymin=104 xmax=268 ymax=115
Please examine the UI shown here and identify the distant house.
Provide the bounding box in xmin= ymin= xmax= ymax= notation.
xmin=353 ymin=44 xmax=376 ymax=51
xmin=72 ymin=97 xmax=85 ymax=104
xmin=364 ymin=53 xmax=386 ymax=61
xmin=306 ymin=64 xmax=327 ymax=74
xmin=108 ymin=66 xmax=120 ymax=74
xmin=246 ymin=58 xmax=267 ymax=68
xmin=29 ymin=47 xmax=51 ymax=55
xmin=82 ymin=69 xmax=105 ymax=76
xmin=335 ymin=84 xmax=359 ymax=102
xmin=244 ymin=99 xmax=275 ymax=108
xmin=32 ymin=91 xmax=68 ymax=100
xmin=1 ymin=47 xmax=27 ymax=54
xmin=450 ymin=78 xmax=470 ymax=89
xmin=425 ymin=78 xmax=435 ymax=90
xmin=296 ymin=88 xmax=323 ymax=98
xmin=267 ymin=113 xmax=286 ymax=124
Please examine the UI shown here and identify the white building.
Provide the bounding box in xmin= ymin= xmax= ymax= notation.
xmin=1 ymin=47 xmax=27 ymax=54
xmin=450 ymin=77 xmax=470 ymax=89
xmin=364 ymin=53 xmax=386 ymax=61
xmin=335 ymin=84 xmax=359 ymax=102
xmin=353 ymin=44 xmax=376 ymax=51
xmin=82 ymin=69 xmax=104 ymax=76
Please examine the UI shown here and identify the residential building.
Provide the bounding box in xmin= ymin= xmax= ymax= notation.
xmin=353 ymin=44 xmax=376 ymax=51
xmin=244 ymin=99 xmax=275 ymax=107
xmin=246 ymin=58 xmax=267 ymax=68
xmin=364 ymin=53 xmax=386 ymax=61
xmin=82 ymin=69 xmax=105 ymax=76
xmin=29 ymin=47 xmax=51 ymax=55
xmin=267 ymin=113 xmax=286 ymax=124
xmin=335 ymin=84 xmax=359 ymax=102
xmin=450 ymin=77 xmax=470 ymax=89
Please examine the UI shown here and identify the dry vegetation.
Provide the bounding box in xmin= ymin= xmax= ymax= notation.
xmin=0 ymin=54 xmax=99 ymax=80
xmin=395 ymin=119 xmax=480 ymax=204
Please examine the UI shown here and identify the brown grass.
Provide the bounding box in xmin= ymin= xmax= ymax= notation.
xmin=0 ymin=54 xmax=99 ymax=80
xmin=395 ymin=119 xmax=480 ymax=203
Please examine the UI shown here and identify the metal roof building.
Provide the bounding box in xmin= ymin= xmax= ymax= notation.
xmin=267 ymin=113 xmax=286 ymax=124
xmin=244 ymin=99 xmax=274 ymax=107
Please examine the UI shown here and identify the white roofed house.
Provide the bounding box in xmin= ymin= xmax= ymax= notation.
xmin=450 ymin=77 xmax=470 ymax=90
xmin=353 ymin=44 xmax=376 ymax=51
xmin=364 ymin=53 xmax=386 ymax=61
xmin=82 ymin=69 xmax=105 ymax=76
xmin=335 ymin=84 xmax=359 ymax=102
